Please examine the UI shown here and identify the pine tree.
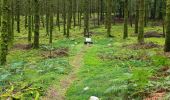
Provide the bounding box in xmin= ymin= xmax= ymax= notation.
xmin=135 ymin=0 xmax=139 ymax=34
xmin=138 ymin=0 xmax=145 ymax=44
xmin=73 ymin=0 xmax=77 ymax=27
xmin=49 ymin=0 xmax=54 ymax=43
xmin=1 ymin=0 xmax=10 ymax=65
xmin=28 ymin=0 xmax=32 ymax=43
xmin=63 ymin=0 xmax=66 ymax=35
xmin=84 ymin=0 xmax=89 ymax=37
xmin=165 ymin=0 xmax=170 ymax=52
xmin=46 ymin=0 xmax=49 ymax=36
xmin=16 ymin=0 xmax=20 ymax=33
xmin=33 ymin=0 xmax=40 ymax=48
xmin=0 ymin=0 xmax=2 ymax=27
xmin=123 ymin=0 xmax=128 ymax=39
xmin=11 ymin=0 xmax=14 ymax=43
xmin=56 ymin=0 xmax=60 ymax=31
xmin=7 ymin=0 xmax=12 ymax=45
xmin=106 ymin=0 xmax=112 ymax=37
xmin=66 ymin=0 xmax=72 ymax=38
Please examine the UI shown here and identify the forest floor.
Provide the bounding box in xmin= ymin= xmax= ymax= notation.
xmin=0 ymin=24 xmax=170 ymax=100
xmin=44 ymin=45 xmax=90 ymax=100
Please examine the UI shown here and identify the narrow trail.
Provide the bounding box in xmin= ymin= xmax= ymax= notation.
xmin=43 ymin=45 xmax=90 ymax=100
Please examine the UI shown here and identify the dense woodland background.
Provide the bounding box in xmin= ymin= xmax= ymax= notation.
xmin=0 ymin=0 xmax=170 ymax=100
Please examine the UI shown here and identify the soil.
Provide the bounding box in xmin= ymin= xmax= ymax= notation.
xmin=124 ymin=42 xmax=161 ymax=50
xmin=144 ymin=31 xmax=164 ymax=38
xmin=12 ymin=44 xmax=32 ymax=50
xmin=41 ymin=48 xmax=69 ymax=58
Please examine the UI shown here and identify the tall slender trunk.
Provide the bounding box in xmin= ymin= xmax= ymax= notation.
xmin=16 ymin=0 xmax=20 ymax=33
xmin=34 ymin=0 xmax=40 ymax=48
xmin=84 ymin=0 xmax=89 ymax=37
xmin=63 ymin=0 xmax=66 ymax=35
xmin=73 ymin=0 xmax=76 ymax=27
xmin=106 ymin=0 xmax=112 ymax=37
xmin=135 ymin=0 xmax=139 ymax=34
xmin=67 ymin=0 xmax=72 ymax=38
xmin=138 ymin=0 xmax=145 ymax=44
xmin=0 ymin=0 xmax=2 ymax=27
xmin=56 ymin=0 xmax=60 ymax=31
xmin=124 ymin=0 xmax=128 ymax=39
xmin=46 ymin=0 xmax=49 ymax=36
xmin=164 ymin=0 xmax=170 ymax=52
xmin=28 ymin=0 xmax=32 ymax=43
xmin=1 ymin=0 xmax=9 ymax=65
xmin=49 ymin=0 xmax=54 ymax=43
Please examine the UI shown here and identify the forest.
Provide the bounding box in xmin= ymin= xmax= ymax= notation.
xmin=0 ymin=0 xmax=170 ymax=100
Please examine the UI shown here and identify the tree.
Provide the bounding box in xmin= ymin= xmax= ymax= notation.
xmin=7 ymin=0 xmax=12 ymax=45
xmin=46 ymin=0 xmax=50 ymax=36
xmin=135 ymin=0 xmax=139 ymax=34
xmin=106 ymin=0 xmax=112 ymax=37
xmin=28 ymin=0 xmax=32 ymax=43
xmin=73 ymin=0 xmax=77 ymax=27
xmin=138 ymin=0 xmax=145 ymax=44
xmin=63 ymin=0 xmax=66 ymax=35
xmin=11 ymin=0 xmax=14 ymax=44
xmin=123 ymin=0 xmax=128 ymax=39
xmin=1 ymin=0 xmax=10 ymax=65
xmin=56 ymin=0 xmax=60 ymax=31
xmin=0 ymin=0 xmax=2 ymax=27
xmin=33 ymin=0 xmax=40 ymax=48
xmin=84 ymin=0 xmax=89 ymax=37
xmin=66 ymin=0 xmax=72 ymax=38
xmin=49 ymin=0 xmax=54 ymax=43
xmin=165 ymin=0 xmax=170 ymax=52
xmin=16 ymin=0 xmax=20 ymax=33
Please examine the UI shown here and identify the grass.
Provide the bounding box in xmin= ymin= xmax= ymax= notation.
xmin=0 ymin=22 xmax=170 ymax=99
xmin=66 ymin=25 xmax=170 ymax=100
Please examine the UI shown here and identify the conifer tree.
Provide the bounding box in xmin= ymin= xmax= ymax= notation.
xmin=1 ymin=0 xmax=10 ymax=65
xmin=28 ymin=0 xmax=32 ymax=43
xmin=49 ymin=0 xmax=54 ymax=43
xmin=33 ymin=0 xmax=40 ymax=48
xmin=135 ymin=0 xmax=139 ymax=34
xmin=66 ymin=0 xmax=72 ymax=38
xmin=63 ymin=0 xmax=66 ymax=35
xmin=84 ymin=0 xmax=89 ymax=37
xmin=138 ymin=0 xmax=145 ymax=44
xmin=165 ymin=0 xmax=170 ymax=52
xmin=106 ymin=0 xmax=112 ymax=37
xmin=16 ymin=0 xmax=20 ymax=33
xmin=123 ymin=0 xmax=128 ymax=39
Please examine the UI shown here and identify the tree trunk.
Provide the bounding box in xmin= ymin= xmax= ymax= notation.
xmin=33 ymin=0 xmax=40 ymax=48
xmin=124 ymin=0 xmax=128 ymax=39
xmin=28 ymin=0 xmax=32 ymax=43
xmin=84 ymin=0 xmax=89 ymax=37
xmin=16 ymin=0 xmax=20 ymax=33
xmin=164 ymin=0 xmax=170 ymax=52
xmin=1 ymin=0 xmax=9 ymax=65
xmin=63 ymin=0 xmax=66 ymax=35
xmin=135 ymin=0 xmax=139 ymax=34
xmin=66 ymin=0 xmax=72 ymax=38
xmin=106 ymin=0 xmax=112 ymax=37
xmin=49 ymin=0 xmax=54 ymax=43
xmin=138 ymin=0 xmax=145 ymax=44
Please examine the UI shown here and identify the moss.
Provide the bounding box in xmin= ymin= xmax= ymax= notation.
xmin=1 ymin=0 xmax=9 ymax=65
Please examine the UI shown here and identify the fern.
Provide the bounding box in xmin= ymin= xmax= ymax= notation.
xmin=164 ymin=92 xmax=170 ymax=100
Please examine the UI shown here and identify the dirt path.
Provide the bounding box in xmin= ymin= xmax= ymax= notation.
xmin=43 ymin=45 xmax=90 ymax=100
